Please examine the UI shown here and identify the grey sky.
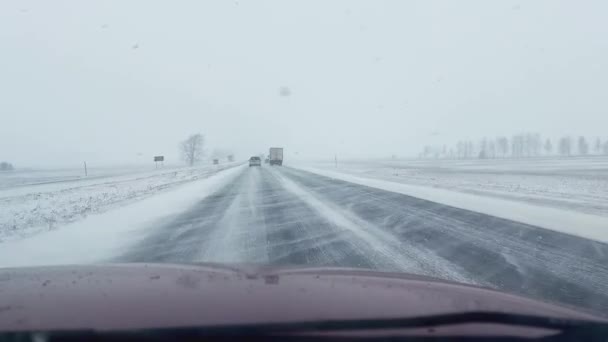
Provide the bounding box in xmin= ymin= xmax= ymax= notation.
xmin=1 ymin=0 xmax=607 ymax=167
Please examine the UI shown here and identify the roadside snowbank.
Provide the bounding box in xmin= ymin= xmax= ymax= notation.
xmin=0 ymin=166 xmax=244 ymax=267
xmin=0 ymin=163 xmax=241 ymax=242
xmin=0 ymin=165 xmax=173 ymax=190
xmin=296 ymin=157 xmax=608 ymax=217
xmin=294 ymin=166 xmax=608 ymax=244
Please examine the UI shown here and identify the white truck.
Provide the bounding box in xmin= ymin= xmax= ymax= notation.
xmin=269 ymin=147 xmax=284 ymax=166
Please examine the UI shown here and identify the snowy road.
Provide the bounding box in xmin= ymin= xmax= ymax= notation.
xmin=119 ymin=166 xmax=608 ymax=315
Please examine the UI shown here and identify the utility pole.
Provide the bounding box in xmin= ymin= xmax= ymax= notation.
xmin=335 ymin=154 xmax=338 ymax=168
xmin=83 ymin=161 xmax=88 ymax=176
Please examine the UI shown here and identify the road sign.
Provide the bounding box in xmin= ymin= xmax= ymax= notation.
xmin=154 ymin=156 xmax=164 ymax=169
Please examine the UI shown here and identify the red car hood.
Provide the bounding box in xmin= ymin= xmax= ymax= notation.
xmin=0 ymin=263 xmax=602 ymax=331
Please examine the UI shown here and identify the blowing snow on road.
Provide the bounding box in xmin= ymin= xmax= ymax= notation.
xmin=115 ymin=165 xmax=608 ymax=314
xmin=5 ymin=1 xmax=608 ymax=334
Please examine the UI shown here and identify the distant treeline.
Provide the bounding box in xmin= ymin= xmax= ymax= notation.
xmin=0 ymin=161 xmax=15 ymax=171
xmin=419 ymin=133 xmax=608 ymax=159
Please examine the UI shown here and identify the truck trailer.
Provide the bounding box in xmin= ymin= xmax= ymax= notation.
xmin=269 ymin=147 xmax=284 ymax=166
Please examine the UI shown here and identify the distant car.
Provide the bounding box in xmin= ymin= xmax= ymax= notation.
xmin=249 ymin=156 xmax=261 ymax=167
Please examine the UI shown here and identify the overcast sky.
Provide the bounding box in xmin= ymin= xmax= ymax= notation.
xmin=1 ymin=0 xmax=607 ymax=167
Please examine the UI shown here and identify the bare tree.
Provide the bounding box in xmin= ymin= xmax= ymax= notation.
xmin=488 ymin=140 xmax=496 ymax=159
xmin=496 ymin=137 xmax=509 ymax=157
xmin=478 ymin=138 xmax=488 ymax=159
xmin=465 ymin=140 xmax=475 ymax=159
xmin=433 ymin=134 xmax=600 ymax=160
xmin=520 ymin=133 xmax=528 ymax=157
xmin=0 ymin=161 xmax=14 ymax=171
xmin=422 ymin=145 xmax=433 ymax=158
xmin=512 ymin=134 xmax=524 ymax=158
xmin=577 ymin=136 xmax=589 ymax=155
xmin=512 ymin=132 xmax=541 ymax=157
xmin=180 ymin=133 xmax=205 ymax=166
xmin=594 ymin=138 xmax=602 ymax=154
xmin=530 ymin=133 xmax=542 ymax=157
xmin=434 ymin=149 xmax=440 ymax=159
xmin=543 ymin=139 xmax=553 ymax=155
xmin=559 ymin=136 xmax=571 ymax=156
xmin=456 ymin=141 xmax=465 ymax=159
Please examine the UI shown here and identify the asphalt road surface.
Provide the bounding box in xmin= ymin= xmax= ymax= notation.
xmin=119 ymin=166 xmax=608 ymax=315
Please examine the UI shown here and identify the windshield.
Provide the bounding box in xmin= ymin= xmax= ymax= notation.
xmin=1 ymin=0 xmax=608 ymax=319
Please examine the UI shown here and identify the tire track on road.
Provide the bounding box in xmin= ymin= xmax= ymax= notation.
xmin=268 ymin=167 xmax=475 ymax=283
xmin=118 ymin=164 xmax=608 ymax=315
xmin=279 ymin=166 xmax=608 ymax=315
xmin=118 ymin=168 xmax=250 ymax=263
xmin=258 ymin=167 xmax=391 ymax=269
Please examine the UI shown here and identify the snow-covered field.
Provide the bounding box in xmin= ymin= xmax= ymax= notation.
xmin=0 ymin=165 xmax=245 ymax=267
xmin=294 ymin=156 xmax=608 ymax=242
xmin=0 ymin=165 xmax=162 ymax=190
xmin=298 ymin=157 xmax=608 ymax=216
xmin=0 ymin=163 xmax=241 ymax=242
xmin=2 ymin=156 xmax=607 ymax=268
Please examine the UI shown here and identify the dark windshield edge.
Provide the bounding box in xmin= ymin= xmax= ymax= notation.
xmin=3 ymin=311 xmax=607 ymax=340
